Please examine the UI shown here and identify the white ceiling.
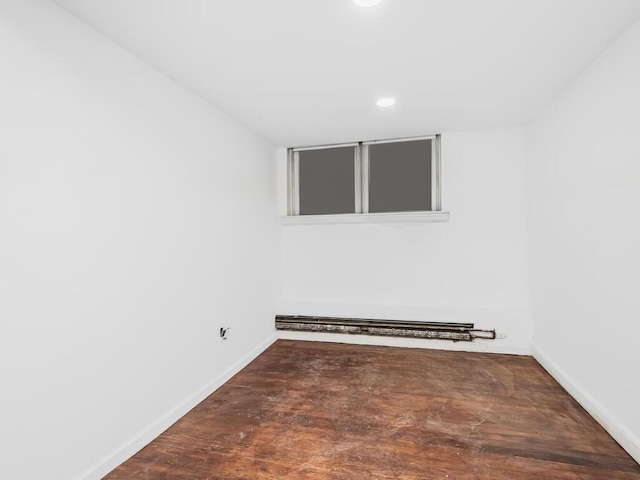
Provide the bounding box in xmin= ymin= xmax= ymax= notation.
xmin=52 ymin=0 xmax=640 ymax=146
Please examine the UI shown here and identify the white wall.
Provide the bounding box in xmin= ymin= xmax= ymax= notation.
xmin=4 ymin=0 xmax=636 ymax=475
xmin=526 ymin=21 xmax=640 ymax=461
xmin=0 ymin=1 xmax=278 ymax=479
xmin=278 ymin=128 xmax=532 ymax=354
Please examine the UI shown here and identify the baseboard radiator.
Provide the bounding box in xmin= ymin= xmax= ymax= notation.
xmin=275 ymin=315 xmax=496 ymax=342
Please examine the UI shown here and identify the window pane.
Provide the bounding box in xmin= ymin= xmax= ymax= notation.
xmin=299 ymin=146 xmax=355 ymax=215
xmin=368 ymin=139 xmax=432 ymax=213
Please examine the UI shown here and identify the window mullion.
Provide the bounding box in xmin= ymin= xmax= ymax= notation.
xmin=361 ymin=143 xmax=370 ymax=214
xmin=354 ymin=144 xmax=362 ymax=214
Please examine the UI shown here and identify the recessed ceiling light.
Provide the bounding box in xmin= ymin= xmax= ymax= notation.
xmin=376 ymin=97 xmax=396 ymax=107
xmin=353 ymin=0 xmax=382 ymax=7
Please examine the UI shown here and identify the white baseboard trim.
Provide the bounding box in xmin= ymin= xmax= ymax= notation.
xmin=75 ymin=333 xmax=278 ymax=480
xmin=277 ymin=330 xmax=531 ymax=356
xmin=533 ymin=345 xmax=640 ymax=464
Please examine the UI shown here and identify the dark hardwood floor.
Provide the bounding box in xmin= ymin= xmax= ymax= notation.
xmin=105 ymin=340 xmax=640 ymax=479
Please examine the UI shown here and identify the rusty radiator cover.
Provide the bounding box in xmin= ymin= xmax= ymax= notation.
xmin=275 ymin=315 xmax=496 ymax=342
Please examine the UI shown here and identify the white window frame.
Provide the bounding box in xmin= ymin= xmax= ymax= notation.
xmin=284 ymin=134 xmax=448 ymax=224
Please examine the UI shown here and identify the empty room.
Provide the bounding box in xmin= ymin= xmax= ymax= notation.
xmin=1 ymin=0 xmax=640 ymax=479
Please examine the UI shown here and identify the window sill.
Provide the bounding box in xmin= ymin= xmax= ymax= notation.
xmin=280 ymin=211 xmax=450 ymax=226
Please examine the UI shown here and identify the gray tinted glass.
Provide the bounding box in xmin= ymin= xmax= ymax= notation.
xmin=299 ymin=146 xmax=355 ymax=215
xmin=368 ymin=139 xmax=432 ymax=213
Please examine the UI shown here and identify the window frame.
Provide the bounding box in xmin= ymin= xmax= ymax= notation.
xmin=287 ymin=134 xmax=443 ymax=219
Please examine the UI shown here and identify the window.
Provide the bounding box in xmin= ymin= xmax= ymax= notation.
xmin=287 ymin=135 xmax=443 ymax=220
xmin=368 ymin=139 xmax=432 ymax=213
xmin=298 ymin=145 xmax=356 ymax=215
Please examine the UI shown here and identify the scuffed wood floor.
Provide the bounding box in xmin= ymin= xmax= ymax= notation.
xmin=105 ymin=340 xmax=640 ymax=479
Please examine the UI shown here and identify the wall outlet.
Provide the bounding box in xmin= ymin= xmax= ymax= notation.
xmin=219 ymin=327 xmax=230 ymax=340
